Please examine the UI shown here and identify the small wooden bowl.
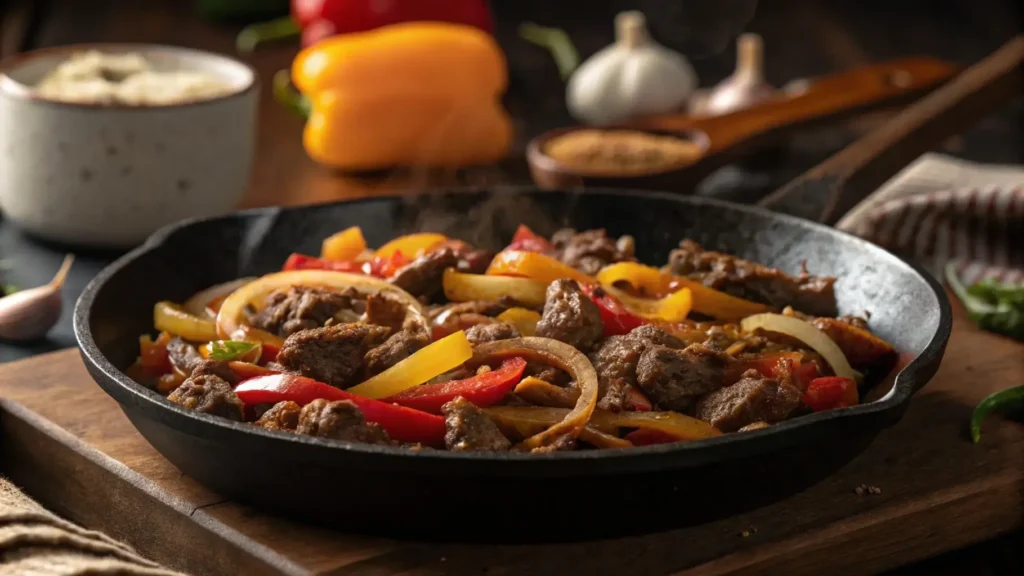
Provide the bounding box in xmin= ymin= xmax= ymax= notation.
xmin=527 ymin=57 xmax=958 ymax=192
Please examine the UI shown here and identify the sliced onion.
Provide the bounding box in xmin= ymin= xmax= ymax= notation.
xmin=603 ymin=285 xmax=692 ymax=322
xmin=740 ymin=313 xmax=855 ymax=380
xmin=215 ymin=270 xmax=424 ymax=340
xmin=184 ymin=278 xmax=257 ymax=319
xmin=471 ymin=337 xmax=598 ymax=449
xmin=443 ymin=268 xmax=547 ymax=308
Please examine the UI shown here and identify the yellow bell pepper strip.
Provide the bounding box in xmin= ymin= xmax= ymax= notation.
xmin=154 ymin=302 xmax=219 ymax=342
xmin=320 ymin=226 xmax=367 ymax=261
xmin=469 ymin=338 xmax=598 ymax=449
xmin=291 ymin=22 xmax=512 ymax=170
xmin=486 ymin=250 xmax=594 ymax=285
xmin=496 ymin=308 xmax=542 ymax=337
xmin=443 ymin=268 xmax=548 ymax=309
xmin=596 ymin=262 xmax=771 ymax=321
xmin=216 ymin=270 xmax=424 ymax=340
xmin=375 ymin=233 xmax=448 ymax=259
xmin=346 ymin=330 xmax=473 ymax=399
xmin=603 ymin=286 xmax=692 ymax=322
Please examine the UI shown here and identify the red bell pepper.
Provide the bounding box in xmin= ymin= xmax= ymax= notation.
xmin=239 ymin=0 xmax=495 ymax=52
xmin=235 ymin=374 xmax=446 ymax=446
xmin=581 ymin=285 xmax=647 ymax=337
xmin=385 ymin=357 xmax=527 ymax=414
xmin=281 ymin=251 xmax=409 ymax=279
xmin=738 ymin=352 xmax=820 ymax=391
xmin=506 ymin=224 xmax=554 ymax=254
xmin=802 ymin=377 xmax=859 ymax=412
xmin=624 ymin=386 xmax=653 ymax=412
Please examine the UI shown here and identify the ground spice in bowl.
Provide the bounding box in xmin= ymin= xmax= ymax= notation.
xmin=543 ymin=129 xmax=703 ymax=175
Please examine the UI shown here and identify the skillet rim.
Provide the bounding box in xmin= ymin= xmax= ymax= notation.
xmin=73 ymin=188 xmax=952 ymax=470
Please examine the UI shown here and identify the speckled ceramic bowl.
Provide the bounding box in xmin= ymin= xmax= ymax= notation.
xmin=0 ymin=43 xmax=257 ymax=248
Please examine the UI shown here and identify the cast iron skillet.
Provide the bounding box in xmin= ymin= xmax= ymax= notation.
xmin=74 ymin=188 xmax=952 ymax=542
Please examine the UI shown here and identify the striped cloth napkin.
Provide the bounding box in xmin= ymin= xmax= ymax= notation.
xmin=836 ymin=152 xmax=1024 ymax=286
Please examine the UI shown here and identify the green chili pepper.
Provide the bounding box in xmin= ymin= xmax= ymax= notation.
xmin=945 ymin=262 xmax=1024 ymax=342
xmin=970 ymin=385 xmax=1024 ymax=443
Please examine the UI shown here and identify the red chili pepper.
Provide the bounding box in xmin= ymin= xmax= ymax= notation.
xmin=234 ymin=374 xmax=446 ymax=446
xmin=506 ymin=224 xmax=555 ymax=254
xmin=581 ymin=284 xmax=647 ymax=337
xmin=802 ymin=377 xmax=859 ymax=412
xmin=623 ymin=429 xmax=679 ymax=446
xmin=385 ymin=357 xmax=527 ymax=414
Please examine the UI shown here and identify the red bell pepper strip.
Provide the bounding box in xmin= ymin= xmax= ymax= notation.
xmin=282 ymin=253 xmax=364 ymax=273
xmin=737 ymin=352 xmax=820 ymax=391
xmin=802 ymin=377 xmax=859 ymax=412
xmin=239 ymin=0 xmax=495 ymax=52
xmin=581 ymin=285 xmax=647 ymax=337
xmin=506 ymin=224 xmax=554 ymax=254
xmin=234 ymin=374 xmax=446 ymax=446
xmin=385 ymin=357 xmax=527 ymax=414
xmin=366 ymin=251 xmax=410 ymax=279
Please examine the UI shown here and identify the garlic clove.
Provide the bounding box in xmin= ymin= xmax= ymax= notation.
xmin=690 ymin=33 xmax=774 ymax=117
xmin=567 ymin=11 xmax=698 ymax=125
xmin=0 ymin=254 xmax=74 ymax=341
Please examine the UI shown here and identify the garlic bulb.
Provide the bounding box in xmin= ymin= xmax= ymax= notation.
xmin=567 ymin=11 xmax=697 ymax=125
xmin=0 ymin=254 xmax=73 ymax=341
xmin=690 ymin=33 xmax=774 ymax=116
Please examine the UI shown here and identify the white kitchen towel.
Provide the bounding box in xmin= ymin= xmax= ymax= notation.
xmin=836 ymin=152 xmax=1024 ymax=285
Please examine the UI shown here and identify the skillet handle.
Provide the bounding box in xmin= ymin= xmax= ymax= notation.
xmin=758 ymin=35 xmax=1024 ymax=224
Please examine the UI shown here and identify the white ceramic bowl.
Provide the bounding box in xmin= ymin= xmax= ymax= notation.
xmin=0 ymin=43 xmax=258 ymax=248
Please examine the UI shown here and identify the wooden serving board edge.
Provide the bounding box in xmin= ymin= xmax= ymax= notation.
xmin=0 ymin=398 xmax=304 ymax=576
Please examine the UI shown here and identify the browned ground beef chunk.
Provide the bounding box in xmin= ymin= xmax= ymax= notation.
xmin=457 ymin=248 xmax=494 ymax=274
xmin=535 ymin=279 xmax=603 ymax=351
xmin=695 ymin=369 xmax=801 ymax=431
xmin=252 ymin=286 xmax=363 ymax=337
xmin=441 ymin=396 xmax=511 ymax=452
xmin=551 ymin=228 xmax=636 ymax=276
xmin=591 ymin=325 xmax=685 ymax=411
xmin=277 ymin=324 xmax=391 ymax=387
xmin=362 ymin=291 xmax=409 ymax=333
xmin=389 ymin=247 xmax=459 ymax=300
xmin=166 ymin=337 xmax=203 ymax=374
xmin=296 ymin=399 xmax=390 ymax=444
xmin=363 ymin=329 xmax=430 ymax=377
xmin=635 ymin=343 xmax=734 ymax=412
xmin=664 ymin=240 xmax=838 ymax=317
xmin=530 ymin=434 xmax=577 ymax=453
xmin=255 ymin=401 xmax=301 ymax=431
xmin=191 ymin=359 xmax=240 ymax=385
xmin=167 ymin=374 xmax=244 ymax=421
xmin=465 ymin=322 xmax=520 ymax=345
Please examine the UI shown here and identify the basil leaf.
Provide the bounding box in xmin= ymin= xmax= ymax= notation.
xmin=209 ymin=340 xmax=258 ymax=361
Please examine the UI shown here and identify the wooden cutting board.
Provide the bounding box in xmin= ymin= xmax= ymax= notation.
xmin=0 ymin=296 xmax=1021 ymax=576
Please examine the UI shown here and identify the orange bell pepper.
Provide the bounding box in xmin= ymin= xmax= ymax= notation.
xmin=290 ymin=22 xmax=512 ymax=170
xmin=320 ymin=226 xmax=366 ymax=261
xmin=596 ymin=262 xmax=770 ymax=321
xmin=486 ymin=250 xmax=594 ymax=285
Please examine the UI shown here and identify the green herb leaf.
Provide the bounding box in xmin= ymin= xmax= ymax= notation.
xmin=945 ymin=262 xmax=1024 ymax=342
xmin=519 ymin=22 xmax=580 ymax=81
xmin=970 ymin=385 xmax=1024 ymax=443
xmin=209 ymin=340 xmax=258 ymax=361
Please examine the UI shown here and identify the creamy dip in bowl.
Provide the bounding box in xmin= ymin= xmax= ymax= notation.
xmin=0 ymin=44 xmax=258 ymax=248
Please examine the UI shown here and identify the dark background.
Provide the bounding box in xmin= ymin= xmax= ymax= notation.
xmin=0 ymin=1 xmax=1021 ymax=572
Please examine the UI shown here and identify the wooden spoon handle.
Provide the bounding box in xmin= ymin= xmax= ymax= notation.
xmin=634 ymin=57 xmax=959 ymax=157
xmin=759 ymin=35 xmax=1024 ymax=223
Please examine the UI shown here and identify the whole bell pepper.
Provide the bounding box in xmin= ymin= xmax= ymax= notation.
xmin=238 ymin=0 xmax=495 ymax=51
xmin=282 ymin=21 xmax=512 ymax=171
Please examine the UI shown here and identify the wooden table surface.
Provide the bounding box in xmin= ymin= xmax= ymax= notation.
xmin=0 ymin=0 xmax=1021 ymax=573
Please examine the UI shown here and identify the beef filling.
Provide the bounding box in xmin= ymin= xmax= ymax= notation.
xmin=695 ymin=369 xmax=802 ymax=432
xmin=664 ymin=240 xmax=838 ymax=317
xmin=254 ymin=401 xmax=302 ymax=432
xmin=167 ymin=373 xmax=244 ymax=421
xmin=551 ymin=228 xmax=636 ymax=276
xmin=535 ymin=279 xmax=603 ymax=351
xmin=635 ymin=343 xmax=735 ymax=412
xmin=363 ymin=329 xmax=430 ymax=377
xmin=389 ymin=247 xmax=459 ymax=301
xmin=442 ymin=396 xmax=511 ymax=452
xmin=362 ymin=291 xmax=409 ymax=333
xmin=166 ymin=337 xmax=203 ymax=375
xmin=591 ymin=325 xmax=685 ymax=411
xmin=465 ymin=322 xmax=520 ymax=345
xmin=296 ymin=399 xmax=391 ymax=444
xmin=277 ymin=323 xmax=391 ymax=387
xmin=252 ymin=286 xmax=363 ymax=337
